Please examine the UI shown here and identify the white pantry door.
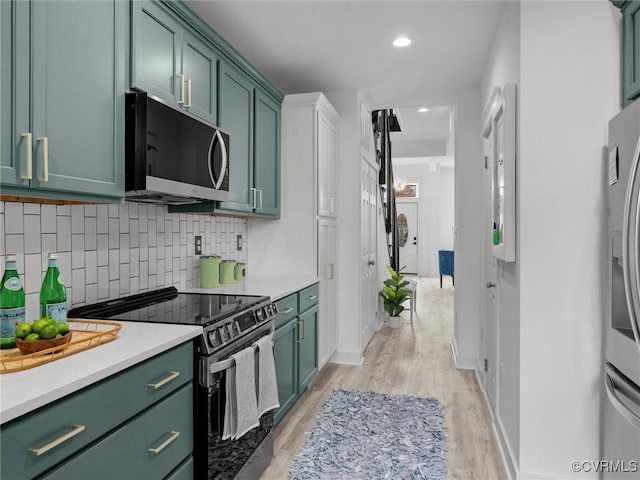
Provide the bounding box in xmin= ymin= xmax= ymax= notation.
xmin=361 ymin=159 xmax=378 ymax=350
xmin=396 ymin=202 xmax=418 ymax=274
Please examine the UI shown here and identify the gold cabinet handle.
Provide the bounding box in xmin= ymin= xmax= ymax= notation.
xmin=307 ymin=295 xmax=317 ymax=301
xmin=282 ymin=307 xmax=294 ymax=315
xmin=147 ymin=371 xmax=180 ymax=390
xmin=29 ymin=425 xmax=85 ymax=456
xmin=148 ymin=431 xmax=180 ymax=454
xmin=185 ymin=78 xmax=192 ymax=107
xmin=251 ymin=187 xmax=257 ymax=209
xmin=177 ymin=74 xmax=185 ymax=105
xmin=296 ymin=321 xmax=301 ymax=344
xmin=37 ymin=136 xmax=48 ymax=182
xmin=21 ymin=132 xmax=32 ymax=180
xmin=301 ymin=318 xmax=305 ymax=340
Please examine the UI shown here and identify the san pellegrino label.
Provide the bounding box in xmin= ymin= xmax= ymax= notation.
xmin=0 ymin=307 xmax=25 ymax=335
xmin=46 ymin=302 xmax=67 ymax=323
xmin=4 ymin=277 xmax=22 ymax=291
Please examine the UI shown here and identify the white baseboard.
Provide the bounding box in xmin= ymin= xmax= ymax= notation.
xmin=473 ymin=366 xmax=517 ymax=480
xmin=450 ymin=337 xmax=476 ymax=370
xmin=330 ymin=350 xmax=364 ymax=366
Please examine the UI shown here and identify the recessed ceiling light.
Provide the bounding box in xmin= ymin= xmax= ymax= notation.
xmin=393 ymin=36 xmax=414 ymax=48
xmin=418 ymin=107 xmax=429 ymax=113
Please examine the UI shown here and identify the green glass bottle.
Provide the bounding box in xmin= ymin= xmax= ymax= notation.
xmin=0 ymin=254 xmax=25 ymax=349
xmin=40 ymin=253 xmax=67 ymax=322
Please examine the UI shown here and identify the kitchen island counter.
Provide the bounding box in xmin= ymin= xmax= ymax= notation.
xmin=0 ymin=321 xmax=202 ymax=424
xmin=181 ymin=275 xmax=319 ymax=301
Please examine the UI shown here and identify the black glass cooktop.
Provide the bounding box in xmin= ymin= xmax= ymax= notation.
xmin=68 ymin=287 xmax=268 ymax=327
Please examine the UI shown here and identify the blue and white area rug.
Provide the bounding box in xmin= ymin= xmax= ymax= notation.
xmin=288 ymin=389 xmax=446 ymax=480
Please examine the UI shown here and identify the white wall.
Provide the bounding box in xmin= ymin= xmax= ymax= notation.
xmin=392 ymin=158 xmax=454 ymax=276
xmin=480 ymin=0 xmax=521 ymax=471
xmin=453 ymin=84 xmax=483 ymax=369
xmin=518 ymin=1 xmax=619 ymax=477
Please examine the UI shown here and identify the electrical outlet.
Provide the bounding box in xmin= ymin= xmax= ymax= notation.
xmin=237 ymin=235 xmax=243 ymax=251
xmin=194 ymin=235 xmax=202 ymax=255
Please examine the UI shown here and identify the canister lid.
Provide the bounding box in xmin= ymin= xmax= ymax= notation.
xmin=200 ymin=255 xmax=221 ymax=259
xmin=221 ymin=259 xmax=236 ymax=263
xmin=236 ymin=262 xmax=245 ymax=266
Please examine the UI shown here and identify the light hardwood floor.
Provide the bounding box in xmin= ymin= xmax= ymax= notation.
xmin=261 ymin=276 xmax=507 ymax=479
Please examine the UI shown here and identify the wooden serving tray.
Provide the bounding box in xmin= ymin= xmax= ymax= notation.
xmin=0 ymin=319 xmax=122 ymax=374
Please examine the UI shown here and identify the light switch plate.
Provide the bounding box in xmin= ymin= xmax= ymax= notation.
xmin=195 ymin=235 xmax=202 ymax=255
xmin=237 ymin=235 xmax=242 ymax=251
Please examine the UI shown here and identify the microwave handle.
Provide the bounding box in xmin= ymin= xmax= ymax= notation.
xmin=208 ymin=130 xmax=228 ymax=191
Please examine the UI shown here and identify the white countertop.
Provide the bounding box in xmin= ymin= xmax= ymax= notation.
xmin=0 ymin=321 xmax=202 ymax=425
xmin=181 ymin=275 xmax=319 ymax=301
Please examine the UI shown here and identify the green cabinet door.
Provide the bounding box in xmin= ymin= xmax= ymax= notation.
xmin=42 ymin=384 xmax=193 ymax=480
xmin=132 ymin=0 xmax=182 ymax=104
xmin=182 ymin=30 xmax=218 ymax=124
xmin=27 ymin=0 xmax=124 ymax=198
xmin=217 ymin=61 xmax=255 ymax=214
xmin=297 ymin=305 xmax=318 ymax=393
xmin=0 ymin=0 xmax=29 ymax=188
xmin=254 ymin=90 xmax=281 ymax=217
xmin=624 ymin=2 xmax=640 ymax=104
xmin=274 ymin=319 xmax=298 ymax=425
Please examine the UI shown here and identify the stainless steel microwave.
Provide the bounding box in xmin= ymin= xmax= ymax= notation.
xmin=125 ymin=92 xmax=229 ymax=204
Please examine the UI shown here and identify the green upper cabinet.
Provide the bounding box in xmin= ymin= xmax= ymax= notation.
xmin=0 ymin=0 xmax=125 ymax=201
xmin=132 ymin=0 xmax=218 ymax=124
xmin=254 ymin=90 xmax=281 ymax=217
xmin=132 ymin=1 xmax=182 ymax=103
xmin=182 ymin=30 xmax=218 ymax=124
xmin=217 ymin=61 xmax=255 ymax=214
xmin=625 ymin=2 xmax=640 ymax=105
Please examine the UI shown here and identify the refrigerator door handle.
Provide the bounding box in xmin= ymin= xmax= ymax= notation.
xmin=622 ymin=135 xmax=640 ymax=353
xmin=605 ymin=365 xmax=640 ymax=431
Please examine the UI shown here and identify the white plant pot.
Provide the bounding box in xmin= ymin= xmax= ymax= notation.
xmin=388 ymin=315 xmax=402 ymax=329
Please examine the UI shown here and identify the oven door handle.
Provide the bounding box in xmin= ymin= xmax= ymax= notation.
xmin=209 ymin=340 xmax=274 ymax=375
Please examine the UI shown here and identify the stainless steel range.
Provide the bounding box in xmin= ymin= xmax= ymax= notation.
xmin=69 ymin=287 xmax=278 ymax=480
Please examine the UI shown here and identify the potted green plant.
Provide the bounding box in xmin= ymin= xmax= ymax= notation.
xmin=380 ymin=265 xmax=410 ymax=328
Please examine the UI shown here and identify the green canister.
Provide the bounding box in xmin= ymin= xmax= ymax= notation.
xmin=220 ymin=260 xmax=236 ymax=284
xmin=235 ymin=262 xmax=246 ymax=281
xmin=200 ymin=255 xmax=221 ymax=288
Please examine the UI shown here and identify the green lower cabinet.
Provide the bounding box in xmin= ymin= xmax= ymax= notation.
xmin=274 ymin=319 xmax=298 ymax=424
xmin=165 ymin=456 xmax=194 ymax=480
xmin=42 ymin=384 xmax=193 ymax=480
xmin=297 ymin=305 xmax=319 ymax=392
xmin=273 ymin=286 xmax=319 ymax=425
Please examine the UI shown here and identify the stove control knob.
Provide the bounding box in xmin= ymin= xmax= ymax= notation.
xmin=226 ymin=323 xmax=236 ymax=338
xmin=219 ymin=327 xmax=228 ymax=343
xmin=234 ymin=321 xmax=241 ymax=334
xmin=208 ymin=330 xmax=219 ymax=348
xmin=256 ymin=309 xmax=264 ymax=321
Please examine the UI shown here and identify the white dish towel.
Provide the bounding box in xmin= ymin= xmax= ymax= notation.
xmin=222 ymin=346 xmax=260 ymax=440
xmin=254 ymin=333 xmax=280 ymax=416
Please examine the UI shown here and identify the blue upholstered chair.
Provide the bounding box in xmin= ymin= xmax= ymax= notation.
xmin=438 ymin=250 xmax=454 ymax=288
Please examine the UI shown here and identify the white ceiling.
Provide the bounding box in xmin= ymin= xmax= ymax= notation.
xmin=186 ymin=0 xmax=506 ymax=157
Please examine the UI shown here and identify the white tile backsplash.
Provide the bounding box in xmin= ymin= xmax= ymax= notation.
xmin=0 ymin=201 xmax=248 ymax=321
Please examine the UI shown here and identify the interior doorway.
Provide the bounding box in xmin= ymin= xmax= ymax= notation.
xmin=396 ymin=202 xmax=419 ymax=274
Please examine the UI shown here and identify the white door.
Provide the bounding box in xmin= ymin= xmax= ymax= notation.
xmin=318 ymin=218 xmax=337 ymax=368
xmin=361 ymin=159 xmax=378 ymax=349
xmin=396 ymin=202 xmax=418 ymax=274
xmin=482 ymin=94 xmax=499 ymax=412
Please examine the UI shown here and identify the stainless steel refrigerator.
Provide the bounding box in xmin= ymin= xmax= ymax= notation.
xmin=605 ymin=101 xmax=640 ymax=479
